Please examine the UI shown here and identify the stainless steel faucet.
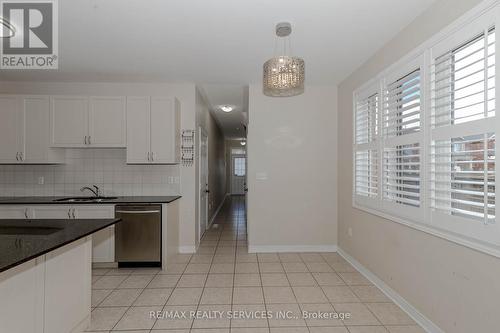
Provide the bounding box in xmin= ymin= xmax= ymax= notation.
xmin=80 ymin=185 xmax=101 ymax=197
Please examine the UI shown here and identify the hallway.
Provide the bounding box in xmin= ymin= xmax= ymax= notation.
xmin=88 ymin=196 xmax=423 ymax=332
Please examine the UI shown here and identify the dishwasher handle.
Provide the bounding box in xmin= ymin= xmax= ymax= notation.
xmin=116 ymin=210 xmax=161 ymax=214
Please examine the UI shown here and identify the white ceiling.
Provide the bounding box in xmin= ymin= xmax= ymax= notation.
xmin=199 ymin=84 xmax=248 ymax=139
xmin=0 ymin=0 xmax=436 ymax=84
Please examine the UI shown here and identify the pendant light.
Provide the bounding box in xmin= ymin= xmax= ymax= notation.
xmin=263 ymin=22 xmax=305 ymax=97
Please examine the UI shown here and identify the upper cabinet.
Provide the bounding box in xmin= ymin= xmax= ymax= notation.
xmin=0 ymin=95 xmax=64 ymax=164
xmin=50 ymin=96 xmax=126 ymax=148
xmin=126 ymin=96 xmax=180 ymax=164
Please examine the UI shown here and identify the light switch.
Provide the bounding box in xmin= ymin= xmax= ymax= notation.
xmin=256 ymin=172 xmax=268 ymax=180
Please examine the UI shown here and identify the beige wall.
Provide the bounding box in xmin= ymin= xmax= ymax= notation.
xmin=195 ymin=88 xmax=226 ymax=225
xmin=0 ymin=81 xmax=199 ymax=251
xmin=247 ymin=84 xmax=337 ymax=251
xmin=337 ymin=0 xmax=500 ymax=332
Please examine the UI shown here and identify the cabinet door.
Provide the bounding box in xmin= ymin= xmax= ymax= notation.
xmin=0 ymin=206 xmax=30 ymax=219
xmin=23 ymin=96 xmax=64 ymax=164
xmin=0 ymin=258 xmax=45 ymax=333
xmin=150 ymin=97 xmax=180 ymax=164
xmin=89 ymin=96 xmax=126 ymax=147
xmin=31 ymin=205 xmax=72 ymax=219
xmin=126 ymin=97 xmax=150 ymax=164
xmin=0 ymin=95 xmax=23 ymax=163
xmin=74 ymin=205 xmax=115 ymax=263
xmin=50 ymin=96 xmax=88 ymax=147
xmin=44 ymin=237 xmax=91 ymax=333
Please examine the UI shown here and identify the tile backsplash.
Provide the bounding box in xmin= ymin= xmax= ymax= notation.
xmin=0 ymin=149 xmax=180 ymax=197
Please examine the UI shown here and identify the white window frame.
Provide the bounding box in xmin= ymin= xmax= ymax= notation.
xmin=352 ymin=0 xmax=500 ymax=258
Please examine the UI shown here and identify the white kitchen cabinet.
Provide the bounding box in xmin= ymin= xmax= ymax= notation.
xmin=44 ymin=237 xmax=92 ymax=333
xmin=89 ymin=96 xmax=126 ymax=147
xmin=31 ymin=205 xmax=73 ymax=219
xmin=0 ymin=95 xmax=22 ymax=163
xmin=50 ymin=95 xmax=126 ymax=148
xmin=0 ymin=258 xmax=45 ymax=333
xmin=126 ymin=96 xmax=180 ymax=164
xmin=0 ymin=205 xmax=30 ymax=219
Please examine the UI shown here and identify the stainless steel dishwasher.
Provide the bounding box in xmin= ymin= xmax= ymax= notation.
xmin=115 ymin=205 xmax=161 ymax=267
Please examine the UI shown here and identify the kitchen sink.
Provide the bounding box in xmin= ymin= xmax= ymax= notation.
xmin=0 ymin=226 xmax=63 ymax=236
xmin=53 ymin=196 xmax=118 ymax=203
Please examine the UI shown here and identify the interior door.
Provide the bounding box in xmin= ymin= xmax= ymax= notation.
xmin=199 ymin=127 xmax=209 ymax=239
xmin=0 ymin=95 xmax=22 ymax=163
xmin=89 ymin=96 xmax=126 ymax=147
xmin=50 ymin=96 xmax=88 ymax=147
xmin=231 ymin=155 xmax=246 ymax=195
xmin=126 ymin=97 xmax=150 ymax=163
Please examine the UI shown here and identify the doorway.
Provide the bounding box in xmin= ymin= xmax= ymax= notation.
xmin=231 ymin=154 xmax=246 ymax=195
xmin=199 ymin=127 xmax=209 ymax=241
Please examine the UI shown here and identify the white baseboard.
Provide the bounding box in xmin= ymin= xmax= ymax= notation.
xmin=208 ymin=193 xmax=228 ymax=228
xmin=178 ymin=246 xmax=197 ymax=254
xmin=248 ymin=245 xmax=337 ymax=253
xmin=337 ymin=247 xmax=444 ymax=333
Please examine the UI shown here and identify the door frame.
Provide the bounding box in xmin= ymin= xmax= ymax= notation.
xmin=198 ymin=126 xmax=209 ymax=241
xmin=231 ymin=153 xmax=247 ymax=195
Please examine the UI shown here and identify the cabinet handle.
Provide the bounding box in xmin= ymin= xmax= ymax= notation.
xmin=88 ymin=136 xmax=91 ymax=145
xmin=16 ymin=152 xmax=19 ymax=161
xmin=147 ymin=152 xmax=150 ymax=161
xmin=84 ymin=136 xmax=87 ymax=145
xmin=19 ymin=152 xmax=23 ymax=161
xmin=24 ymin=208 xmax=28 ymax=219
xmin=151 ymin=152 xmax=154 ymax=162
xmin=72 ymin=208 xmax=76 ymax=219
xmin=68 ymin=209 xmax=71 ymax=218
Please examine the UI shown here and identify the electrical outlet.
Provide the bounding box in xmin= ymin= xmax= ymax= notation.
xmin=37 ymin=177 xmax=44 ymax=185
xmin=348 ymin=227 xmax=353 ymax=237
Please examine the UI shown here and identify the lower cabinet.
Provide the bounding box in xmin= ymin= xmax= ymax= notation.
xmin=0 ymin=237 xmax=92 ymax=333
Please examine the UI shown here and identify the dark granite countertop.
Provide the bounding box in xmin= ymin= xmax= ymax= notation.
xmin=0 ymin=218 xmax=121 ymax=273
xmin=0 ymin=196 xmax=181 ymax=205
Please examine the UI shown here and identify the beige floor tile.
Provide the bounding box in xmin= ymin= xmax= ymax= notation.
xmin=321 ymin=253 xmax=344 ymax=263
xmin=234 ymin=273 xmax=261 ymax=287
xmin=312 ymin=272 xmax=345 ymax=286
xmin=177 ymin=274 xmax=207 ymax=287
xmin=152 ymin=305 xmax=196 ymax=329
xmin=306 ymin=262 xmax=334 ymax=273
xmin=338 ymin=272 xmax=372 ymax=286
xmin=92 ymin=275 xmax=128 ymax=289
xmin=191 ymin=329 xmax=230 ymax=333
xmin=287 ymin=273 xmax=317 ymax=286
xmin=161 ymin=263 xmax=188 ymax=274
xmin=308 ymin=327 xmax=349 ymax=333
xmin=231 ymin=328 xmax=269 ymax=333
xmin=261 ymin=273 xmax=290 ymax=287
xmin=259 ymin=262 xmax=285 ymax=273
xmin=233 ymin=287 xmax=264 ymax=304
xmin=266 ymin=303 xmax=306 ymax=327
xmin=365 ymin=303 xmax=415 ymax=325
xmin=193 ymin=304 xmax=231 ymax=328
xmin=100 ymin=288 xmax=142 ymax=307
xmin=200 ymin=287 xmax=233 ymax=304
xmin=213 ymin=255 xmax=236 ymax=263
xmin=347 ymin=326 xmax=389 ymax=333
xmin=130 ymin=268 xmax=161 ymax=275
xmin=91 ymin=276 xmax=102 ymax=284
xmin=205 ymin=273 xmax=234 ymax=287
xmin=185 ymin=263 xmax=211 ymax=274
xmin=167 ymin=287 xmax=203 ymax=305
xmin=263 ymin=286 xmax=296 ymax=304
xmin=147 ymin=274 xmax=180 ymax=288
xmin=170 ymin=254 xmax=193 ymax=263
xmin=258 ymin=253 xmax=280 ymax=262
xmin=198 ymin=247 xmax=217 ymax=254
xmin=235 ymin=262 xmax=259 ymax=273
xmin=292 ymin=286 xmax=328 ymax=303
xmin=230 ymin=304 xmax=268 ymax=327
xmin=270 ymin=328 xmax=309 ymax=333
xmin=190 ymin=255 xmax=214 ymax=264
xmin=278 ymin=253 xmax=303 ymax=262
xmin=385 ymin=325 xmax=426 ymax=333
xmin=322 ymin=286 xmax=360 ymax=302
xmin=105 ymin=268 xmax=134 ymax=276
xmin=118 ymin=275 xmax=154 ymax=289
xmin=235 ymin=253 xmax=258 ymax=263
xmin=329 ymin=261 xmax=357 ymax=273
xmin=114 ymin=305 xmax=160 ymax=330
xmin=282 ymin=262 xmax=308 ymax=273
xmin=133 ymin=288 xmax=172 ymax=306
xmin=300 ymin=253 xmax=326 ymax=263
xmin=92 ymin=268 xmax=110 ymax=276
xmin=351 ymin=286 xmax=390 ymax=302
xmin=91 ymin=289 xmax=113 ymax=307
xmin=210 ymin=263 xmax=235 ymax=274
xmin=333 ymin=303 xmax=380 ymax=326
xmin=300 ymin=302 xmax=343 ymax=327
xmin=88 ymin=307 xmax=127 ymax=331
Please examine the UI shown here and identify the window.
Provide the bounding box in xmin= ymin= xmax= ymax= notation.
xmin=234 ymin=157 xmax=246 ymax=177
xmin=353 ymin=5 xmax=500 ymax=256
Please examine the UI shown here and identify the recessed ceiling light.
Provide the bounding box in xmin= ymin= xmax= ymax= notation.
xmin=219 ymin=105 xmax=233 ymax=112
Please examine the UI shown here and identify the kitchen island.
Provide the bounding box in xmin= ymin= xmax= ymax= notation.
xmin=0 ymin=218 xmax=121 ymax=333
